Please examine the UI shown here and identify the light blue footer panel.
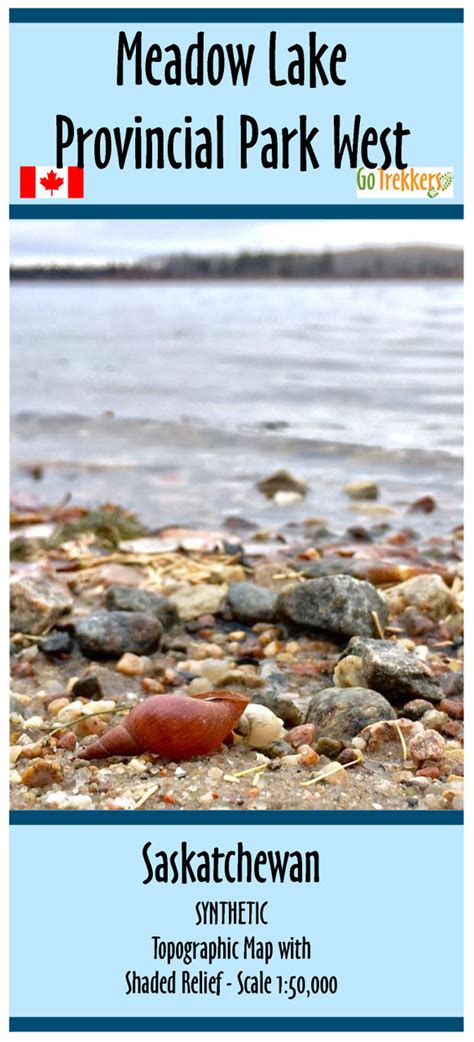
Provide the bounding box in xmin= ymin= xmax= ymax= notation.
xmin=10 ymin=822 xmax=463 ymax=1025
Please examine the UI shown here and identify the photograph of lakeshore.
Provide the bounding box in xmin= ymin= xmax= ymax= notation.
xmin=10 ymin=220 xmax=463 ymax=812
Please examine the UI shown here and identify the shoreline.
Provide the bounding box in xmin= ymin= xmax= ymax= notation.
xmin=10 ymin=245 xmax=463 ymax=281
xmin=10 ymin=494 xmax=464 ymax=813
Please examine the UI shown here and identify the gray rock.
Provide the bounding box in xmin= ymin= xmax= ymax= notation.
xmin=250 ymin=690 xmax=304 ymax=726
xmin=71 ymin=666 xmax=131 ymax=700
xmin=334 ymin=637 xmax=442 ymax=704
xmin=75 ymin=611 xmax=162 ymax=659
xmin=227 ymin=582 xmax=277 ymax=623
xmin=105 ymin=586 xmax=177 ymax=629
xmin=387 ymin=574 xmax=454 ymax=622
xmin=344 ymin=479 xmax=379 ymax=501
xmin=259 ymin=663 xmax=287 ymax=685
xmin=265 ymin=740 xmax=292 ymax=760
xmin=402 ymin=699 xmax=435 ymax=720
xmin=315 ymin=736 xmax=344 ymax=758
xmin=440 ymin=671 xmax=463 ymax=699
xmin=290 ymin=558 xmax=355 ymax=579
xmin=256 ymin=469 xmax=308 ymax=499
xmin=10 ymin=573 xmax=73 ymax=636
xmin=306 ymin=687 xmax=396 ymax=743
xmin=277 ymin=575 xmax=388 ymax=638
xmin=39 ymin=631 xmax=72 ymax=656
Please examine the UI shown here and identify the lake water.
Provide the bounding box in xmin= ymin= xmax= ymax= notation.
xmin=11 ymin=279 xmax=463 ymax=534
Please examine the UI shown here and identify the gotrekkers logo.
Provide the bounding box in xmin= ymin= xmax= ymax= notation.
xmin=426 ymin=172 xmax=454 ymax=198
xmin=356 ymin=167 xmax=454 ymax=199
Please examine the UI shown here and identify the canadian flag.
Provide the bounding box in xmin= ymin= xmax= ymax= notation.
xmin=20 ymin=166 xmax=84 ymax=199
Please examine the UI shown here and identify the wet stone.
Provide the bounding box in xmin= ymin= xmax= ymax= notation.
xmin=387 ymin=574 xmax=454 ymax=622
xmin=287 ymin=558 xmax=349 ymax=579
xmin=227 ymin=582 xmax=277 ymax=623
xmin=39 ymin=631 xmax=73 ymax=656
xmin=306 ymin=687 xmax=396 ymax=744
xmin=72 ymin=666 xmax=142 ymax=701
xmin=356 ymin=718 xmax=419 ymax=757
xmin=401 ymin=607 xmax=435 ymax=637
xmin=169 ymin=583 xmax=227 ymax=621
xmin=263 ymin=740 xmax=290 ymax=760
xmin=105 ymin=585 xmax=177 ymax=629
xmin=256 ymin=469 xmax=308 ymax=499
xmin=421 ymin=709 xmax=450 ymax=733
xmin=439 ymin=698 xmax=463 ymax=720
xmin=408 ymin=729 xmax=445 ymax=764
xmin=21 ymin=758 xmax=63 ymax=788
xmin=315 ymin=737 xmax=344 ymax=759
xmin=10 ymin=573 xmax=73 ymax=636
xmin=440 ymin=671 xmax=464 ymax=700
xmin=402 ymin=698 xmax=436 ymax=720
xmin=409 ymin=494 xmax=437 ymax=514
xmin=251 ymin=690 xmax=304 ymax=726
xmin=277 ymin=575 xmax=388 ymax=638
xmin=337 ymin=747 xmax=362 ymax=766
xmin=334 ymin=636 xmax=442 ymax=704
xmin=344 ymin=479 xmax=379 ymax=501
xmin=285 ymin=723 xmax=316 ymax=749
xmin=75 ymin=611 xmax=162 ymax=659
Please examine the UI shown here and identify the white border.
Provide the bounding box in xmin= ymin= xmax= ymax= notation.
xmin=2 ymin=1 xmax=469 ymax=1041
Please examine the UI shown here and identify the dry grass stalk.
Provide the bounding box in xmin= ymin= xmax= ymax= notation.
xmin=371 ymin=610 xmax=385 ymax=639
xmin=224 ymin=763 xmax=269 ymax=782
xmin=134 ymin=784 xmax=160 ymax=809
xmin=301 ymin=757 xmax=361 ymax=787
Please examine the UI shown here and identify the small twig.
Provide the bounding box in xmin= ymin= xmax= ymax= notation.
xmin=134 ymin=784 xmax=160 ymax=809
xmin=37 ymin=705 xmax=128 ymax=745
xmin=12 ymin=624 xmax=55 ymax=646
xmin=224 ymin=763 xmax=269 ymax=782
xmin=394 ymin=722 xmax=408 ymax=762
xmin=371 ymin=610 xmax=385 ymax=639
xmin=301 ymin=757 xmax=361 ymax=787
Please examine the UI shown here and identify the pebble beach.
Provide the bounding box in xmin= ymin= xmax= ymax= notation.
xmin=10 ymin=477 xmax=463 ymax=813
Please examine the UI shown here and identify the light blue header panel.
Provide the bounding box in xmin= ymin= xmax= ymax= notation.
xmin=10 ymin=14 xmax=463 ymax=209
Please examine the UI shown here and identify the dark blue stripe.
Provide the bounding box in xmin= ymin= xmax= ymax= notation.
xmin=9 ymin=8 xmax=464 ymax=23
xmin=9 ymin=1017 xmax=464 ymax=1032
xmin=10 ymin=810 xmax=463 ymax=825
xmin=9 ymin=204 xmax=464 ymax=220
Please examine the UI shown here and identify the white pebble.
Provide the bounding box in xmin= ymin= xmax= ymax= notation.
xmin=44 ymin=790 xmax=69 ymax=808
xmin=24 ymin=716 xmax=44 ymax=729
xmin=199 ymin=658 xmax=230 ymax=683
xmin=237 ymin=704 xmax=285 ymax=748
xmin=128 ymin=758 xmax=148 ymax=774
xmin=66 ymin=794 xmax=93 ymax=809
xmin=125 ymin=692 xmax=139 ymax=704
xmin=10 ymin=713 xmax=26 ymax=727
xmin=189 ymin=677 xmax=213 ymax=695
xmin=57 ymin=700 xmax=85 ymax=723
xmin=82 ymin=699 xmax=117 ymax=716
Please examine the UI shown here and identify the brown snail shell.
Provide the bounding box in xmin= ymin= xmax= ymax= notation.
xmin=77 ymin=690 xmax=249 ymax=761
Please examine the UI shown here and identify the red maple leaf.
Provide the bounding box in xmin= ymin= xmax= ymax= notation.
xmin=39 ymin=169 xmax=64 ymax=196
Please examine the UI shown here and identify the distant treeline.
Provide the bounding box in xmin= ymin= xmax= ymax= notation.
xmin=11 ymin=245 xmax=463 ymax=281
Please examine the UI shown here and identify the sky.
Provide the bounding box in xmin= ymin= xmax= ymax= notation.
xmin=10 ymin=219 xmax=463 ymax=265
